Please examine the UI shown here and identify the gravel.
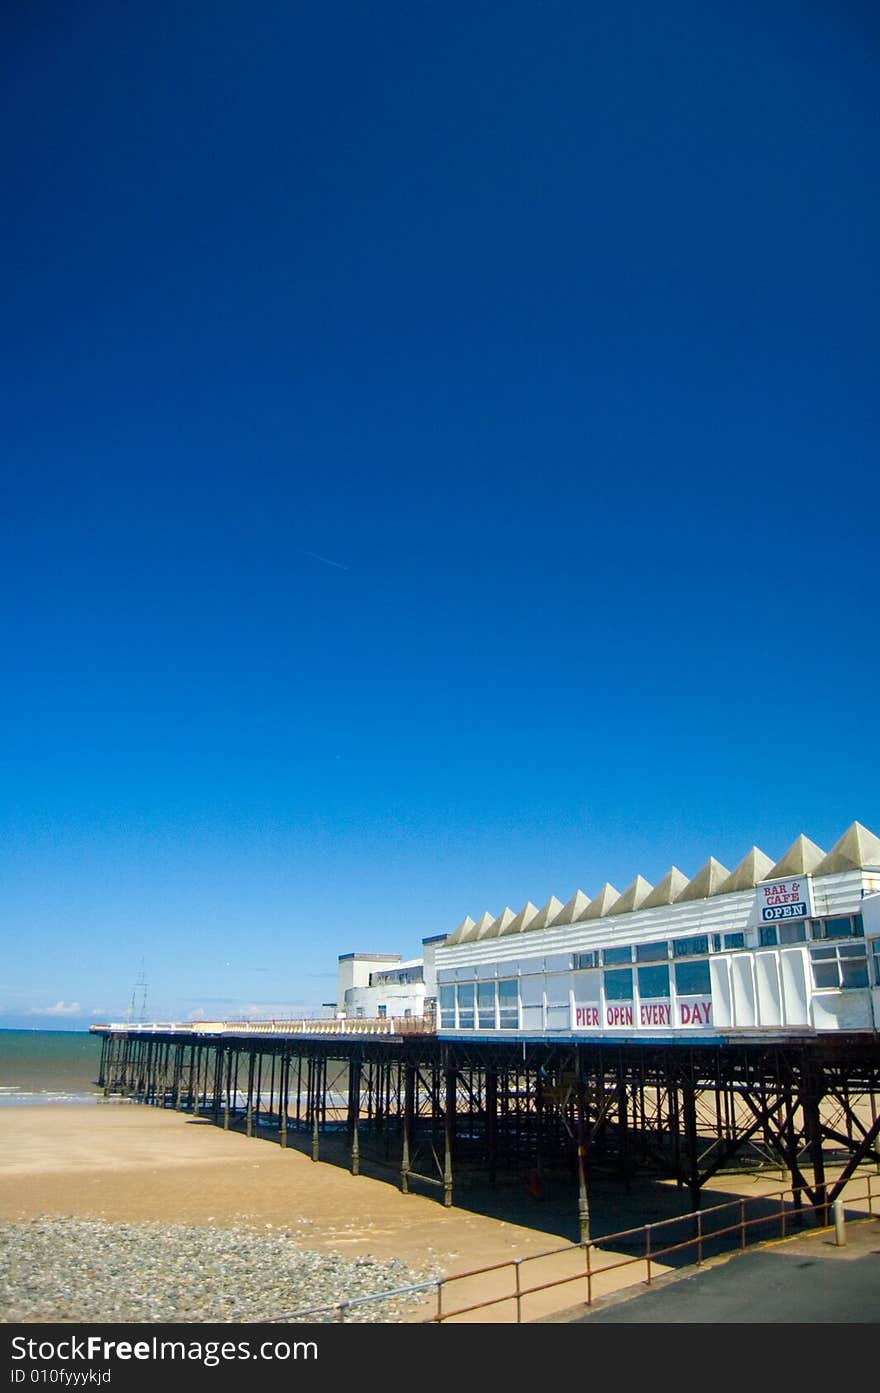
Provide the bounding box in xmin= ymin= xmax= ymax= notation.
xmin=0 ymin=1219 xmax=441 ymax=1324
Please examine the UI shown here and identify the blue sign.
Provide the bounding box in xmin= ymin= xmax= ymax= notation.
xmin=762 ymin=901 xmax=807 ymax=921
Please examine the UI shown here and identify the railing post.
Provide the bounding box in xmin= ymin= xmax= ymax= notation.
xmin=696 ymin=1211 xmax=703 ymax=1265
xmin=585 ymin=1242 xmax=592 ymax=1307
xmin=645 ymin=1225 xmax=652 ymax=1285
xmin=436 ymin=1278 xmax=443 ymax=1323
xmin=832 ymin=1198 xmax=847 ymax=1247
xmin=514 ymin=1259 xmax=522 ymax=1323
xmin=740 ymin=1198 xmax=746 ymax=1249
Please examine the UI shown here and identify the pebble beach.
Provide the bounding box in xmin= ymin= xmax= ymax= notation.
xmin=0 ymin=1218 xmax=437 ymax=1324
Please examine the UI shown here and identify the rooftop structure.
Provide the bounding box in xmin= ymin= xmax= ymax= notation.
xmin=443 ymin=822 xmax=880 ymax=943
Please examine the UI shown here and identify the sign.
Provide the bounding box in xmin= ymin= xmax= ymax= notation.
xmin=573 ymin=995 xmax=712 ymax=1031
xmin=573 ymin=1003 xmax=601 ymax=1030
xmin=605 ymin=1003 xmax=634 ymax=1028
xmin=677 ymin=996 xmax=712 ymax=1027
xmin=756 ymin=877 xmax=812 ymax=923
xmin=639 ymin=1001 xmax=672 ymax=1027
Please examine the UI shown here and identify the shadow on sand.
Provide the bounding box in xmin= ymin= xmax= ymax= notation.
xmin=180 ymin=1106 xmax=822 ymax=1266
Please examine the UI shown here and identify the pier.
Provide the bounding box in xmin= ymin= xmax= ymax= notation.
xmin=91 ymin=1020 xmax=880 ymax=1238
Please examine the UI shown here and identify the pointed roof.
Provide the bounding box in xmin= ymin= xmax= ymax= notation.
xmin=458 ymin=911 xmax=493 ymax=943
xmin=571 ymin=892 xmax=599 ymax=923
xmin=718 ymin=847 xmax=776 ymax=895
xmin=502 ymin=901 xmax=541 ymax=936
xmin=552 ymin=890 xmax=592 ymax=925
xmin=766 ymin=834 xmax=825 ymax=880
xmin=676 ymin=857 xmax=731 ymax=902
xmin=530 ymin=895 xmax=565 ymax=930
xmin=641 ymin=866 xmax=691 ymax=908
xmin=609 ymin=874 xmax=653 ymax=915
xmin=812 ymin=822 xmax=880 ymax=877
xmin=445 ymin=914 xmax=475 ymax=945
xmin=483 ymin=906 xmax=516 ymax=939
xmin=582 ymin=882 xmax=621 ymax=919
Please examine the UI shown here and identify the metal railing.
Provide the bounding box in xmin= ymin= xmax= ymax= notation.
xmin=259 ymin=1172 xmax=878 ymax=1324
xmin=427 ymin=1173 xmax=879 ymax=1323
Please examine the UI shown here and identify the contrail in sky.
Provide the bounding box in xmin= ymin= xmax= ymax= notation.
xmin=299 ymin=549 xmax=350 ymax=571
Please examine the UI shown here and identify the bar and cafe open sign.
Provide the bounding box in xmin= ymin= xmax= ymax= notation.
xmin=758 ymin=877 xmax=810 ymax=922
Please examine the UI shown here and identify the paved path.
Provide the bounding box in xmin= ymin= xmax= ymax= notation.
xmin=557 ymin=1218 xmax=880 ymax=1323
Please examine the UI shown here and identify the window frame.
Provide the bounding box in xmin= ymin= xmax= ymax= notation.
xmin=673 ymin=935 xmax=709 ymax=959
xmin=674 ymin=959 xmax=712 ymax=996
xmin=497 ymin=978 xmax=519 ymax=1030
xmin=637 ymin=963 xmax=671 ymax=999
xmin=809 ymin=941 xmax=869 ymax=990
xmin=476 ymin=980 xmax=497 ymax=1030
xmin=604 ymin=967 xmax=634 ymax=1001
xmin=456 ymin=981 xmax=476 ymax=1029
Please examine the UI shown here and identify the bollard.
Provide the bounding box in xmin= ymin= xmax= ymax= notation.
xmin=832 ymin=1198 xmax=846 ymax=1247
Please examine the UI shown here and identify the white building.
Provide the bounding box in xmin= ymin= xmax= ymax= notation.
xmin=333 ymin=935 xmax=446 ymax=1020
xmin=434 ymin=821 xmax=880 ymax=1042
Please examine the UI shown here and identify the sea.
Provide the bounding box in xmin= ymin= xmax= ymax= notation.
xmin=0 ymin=1029 xmax=104 ymax=1106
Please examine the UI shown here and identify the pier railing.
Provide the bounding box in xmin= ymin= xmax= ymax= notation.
xmin=259 ymin=1172 xmax=879 ymax=1324
xmin=92 ymin=1015 xmax=435 ymax=1037
xmin=214 ymin=1016 xmax=433 ymax=1037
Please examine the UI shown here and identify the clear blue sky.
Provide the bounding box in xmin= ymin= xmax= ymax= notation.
xmin=2 ymin=1 xmax=878 ymax=1028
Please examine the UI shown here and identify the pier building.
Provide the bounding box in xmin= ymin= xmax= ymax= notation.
xmin=91 ymin=821 xmax=880 ymax=1237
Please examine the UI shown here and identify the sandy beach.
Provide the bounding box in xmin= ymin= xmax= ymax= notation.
xmin=0 ymin=1103 xmax=588 ymax=1265
xmin=2 ymin=1102 xmax=875 ymax=1323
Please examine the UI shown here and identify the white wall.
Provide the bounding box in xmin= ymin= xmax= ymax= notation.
xmin=344 ymin=982 xmax=426 ymax=1018
xmin=337 ymin=954 xmax=400 ymax=1001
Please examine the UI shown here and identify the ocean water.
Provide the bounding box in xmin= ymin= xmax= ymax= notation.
xmin=0 ymin=1029 xmax=104 ymax=1105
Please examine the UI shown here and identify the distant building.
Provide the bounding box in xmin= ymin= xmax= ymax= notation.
xmin=331 ymin=935 xmax=446 ymax=1020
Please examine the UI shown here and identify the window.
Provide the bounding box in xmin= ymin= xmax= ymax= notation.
xmin=604 ymin=968 xmax=633 ymax=1000
xmin=477 ymin=981 xmax=496 ymax=1030
xmin=638 ymin=964 xmax=670 ymax=998
xmin=498 ymin=979 xmax=518 ymax=1030
xmin=603 ymin=946 xmax=632 ymax=965
xmin=760 ymin=921 xmax=807 ymax=947
xmin=377 ymin=1005 xmax=387 ymax=1019
xmin=674 ymin=936 xmax=709 ymax=958
xmin=457 ymin=982 xmax=475 ymax=1029
xmin=810 ymin=943 xmax=869 ymax=990
xmin=711 ymin=932 xmax=745 ymax=951
xmin=675 ymin=960 xmax=711 ymax=995
xmin=636 ymin=941 xmax=668 ymax=963
xmin=811 ymin=915 xmax=864 ymax=940
xmin=574 ymin=951 xmax=598 ymax=970
xmin=439 ymin=985 xmax=455 ymax=1028
xmin=873 ymin=942 xmax=880 ymax=987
